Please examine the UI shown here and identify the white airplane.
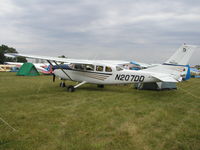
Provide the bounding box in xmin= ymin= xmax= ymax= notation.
xmin=6 ymin=44 xmax=198 ymax=92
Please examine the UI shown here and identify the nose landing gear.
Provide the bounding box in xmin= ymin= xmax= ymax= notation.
xmin=67 ymin=81 xmax=87 ymax=92
xmin=67 ymin=85 xmax=75 ymax=92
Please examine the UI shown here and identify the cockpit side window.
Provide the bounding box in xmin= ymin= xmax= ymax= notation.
xmin=96 ymin=66 xmax=104 ymax=72
xmin=105 ymin=66 xmax=112 ymax=72
xmin=72 ymin=64 xmax=94 ymax=72
xmin=74 ymin=64 xmax=83 ymax=70
xmin=116 ymin=66 xmax=123 ymax=71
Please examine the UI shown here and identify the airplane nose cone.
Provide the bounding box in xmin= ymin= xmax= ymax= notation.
xmin=53 ymin=69 xmax=59 ymax=76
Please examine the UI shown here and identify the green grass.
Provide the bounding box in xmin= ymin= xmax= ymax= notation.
xmin=0 ymin=72 xmax=200 ymax=150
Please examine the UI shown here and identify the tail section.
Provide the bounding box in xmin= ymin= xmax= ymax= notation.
xmin=141 ymin=44 xmax=198 ymax=82
xmin=164 ymin=44 xmax=197 ymax=65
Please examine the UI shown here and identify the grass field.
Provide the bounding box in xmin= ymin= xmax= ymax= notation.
xmin=0 ymin=72 xmax=200 ymax=150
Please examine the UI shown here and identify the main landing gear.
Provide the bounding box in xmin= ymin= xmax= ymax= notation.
xmin=97 ymin=84 xmax=104 ymax=88
xmin=59 ymin=81 xmax=66 ymax=87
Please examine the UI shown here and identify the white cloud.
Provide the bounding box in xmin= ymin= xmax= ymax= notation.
xmin=0 ymin=0 xmax=200 ymax=64
xmin=0 ymin=0 xmax=22 ymax=16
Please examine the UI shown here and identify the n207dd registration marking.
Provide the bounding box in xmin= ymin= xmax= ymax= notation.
xmin=115 ymin=74 xmax=145 ymax=82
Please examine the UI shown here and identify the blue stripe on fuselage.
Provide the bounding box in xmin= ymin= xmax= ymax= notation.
xmin=162 ymin=63 xmax=187 ymax=67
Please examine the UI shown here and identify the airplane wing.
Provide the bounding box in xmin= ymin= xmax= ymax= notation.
xmin=5 ymin=53 xmax=97 ymax=64
xmin=4 ymin=62 xmax=23 ymax=65
xmin=6 ymin=53 xmax=148 ymax=67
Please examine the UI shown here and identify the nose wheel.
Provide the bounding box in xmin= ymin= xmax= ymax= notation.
xmin=67 ymin=81 xmax=87 ymax=92
xmin=67 ymin=85 xmax=75 ymax=92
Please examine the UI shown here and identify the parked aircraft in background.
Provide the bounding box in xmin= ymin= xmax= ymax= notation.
xmin=190 ymin=67 xmax=200 ymax=77
xmin=0 ymin=65 xmax=17 ymax=72
xmin=4 ymin=62 xmax=52 ymax=74
xmin=6 ymin=44 xmax=198 ymax=92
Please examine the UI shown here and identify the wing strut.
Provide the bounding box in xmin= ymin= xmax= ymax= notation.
xmin=47 ymin=60 xmax=53 ymax=66
xmin=46 ymin=60 xmax=73 ymax=81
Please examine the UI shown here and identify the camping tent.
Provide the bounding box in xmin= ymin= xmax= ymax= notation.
xmin=17 ymin=63 xmax=40 ymax=76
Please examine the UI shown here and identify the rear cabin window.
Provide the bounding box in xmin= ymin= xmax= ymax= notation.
xmin=96 ymin=66 xmax=104 ymax=72
xmin=105 ymin=66 xmax=112 ymax=72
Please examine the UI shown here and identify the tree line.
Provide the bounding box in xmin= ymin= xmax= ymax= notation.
xmin=0 ymin=45 xmax=27 ymax=64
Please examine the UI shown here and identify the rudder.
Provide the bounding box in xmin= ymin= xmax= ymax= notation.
xmin=164 ymin=44 xmax=197 ymax=65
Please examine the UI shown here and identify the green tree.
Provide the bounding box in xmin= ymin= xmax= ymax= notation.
xmin=0 ymin=51 xmax=4 ymax=64
xmin=195 ymin=65 xmax=200 ymax=70
xmin=0 ymin=45 xmax=27 ymax=64
xmin=58 ymin=55 xmax=67 ymax=58
xmin=0 ymin=45 xmax=17 ymax=64
xmin=16 ymin=56 xmax=27 ymax=63
xmin=58 ymin=55 xmax=66 ymax=64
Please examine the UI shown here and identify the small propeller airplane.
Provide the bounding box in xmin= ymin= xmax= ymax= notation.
xmin=6 ymin=44 xmax=198 ymax=92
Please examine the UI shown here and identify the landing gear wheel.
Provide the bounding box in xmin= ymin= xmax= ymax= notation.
xmin=97 ymin=84 xmax=104 ymax=88
xmin=60 ymin=82 xmax=66 ymax=87
xmin=68 ymin=85 xmax=75 ymax=92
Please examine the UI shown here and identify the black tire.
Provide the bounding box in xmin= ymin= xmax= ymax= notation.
xmin=60 ymin=82 xmax=66 ymax=87
xmin=68 ymin=85 xmax=75 ymax=92
xmin=97 ymin=84 xmax=104 ymax=88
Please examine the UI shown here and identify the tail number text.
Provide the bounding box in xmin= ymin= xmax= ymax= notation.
xmin=115 ymin=74 xmax=145 ymax=82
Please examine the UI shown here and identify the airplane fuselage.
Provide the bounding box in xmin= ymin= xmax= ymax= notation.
xmin=53 ymin=68 xmax=159 ymax=84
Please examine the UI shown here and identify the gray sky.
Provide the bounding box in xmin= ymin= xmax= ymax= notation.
xmin=0 ymin=0 xmax=200 ymax=65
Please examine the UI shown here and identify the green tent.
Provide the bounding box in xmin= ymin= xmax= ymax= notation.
xmin=17 ymin=63 xmax=40 ymax=76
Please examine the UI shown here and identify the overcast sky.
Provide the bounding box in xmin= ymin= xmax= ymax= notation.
xmin=0 ymin=0 xmax=200 ymax=64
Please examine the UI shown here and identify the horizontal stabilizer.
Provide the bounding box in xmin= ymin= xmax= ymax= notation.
xmin=150 ymin=73 xmax=179 ymax=83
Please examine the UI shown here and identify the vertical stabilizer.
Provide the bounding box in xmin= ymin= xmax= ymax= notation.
xmin=165 ymin=44 xmax=197 ymax=65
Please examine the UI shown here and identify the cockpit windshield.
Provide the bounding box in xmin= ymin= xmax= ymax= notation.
xmin=116 ymin=66 xmax=123 ymax=71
